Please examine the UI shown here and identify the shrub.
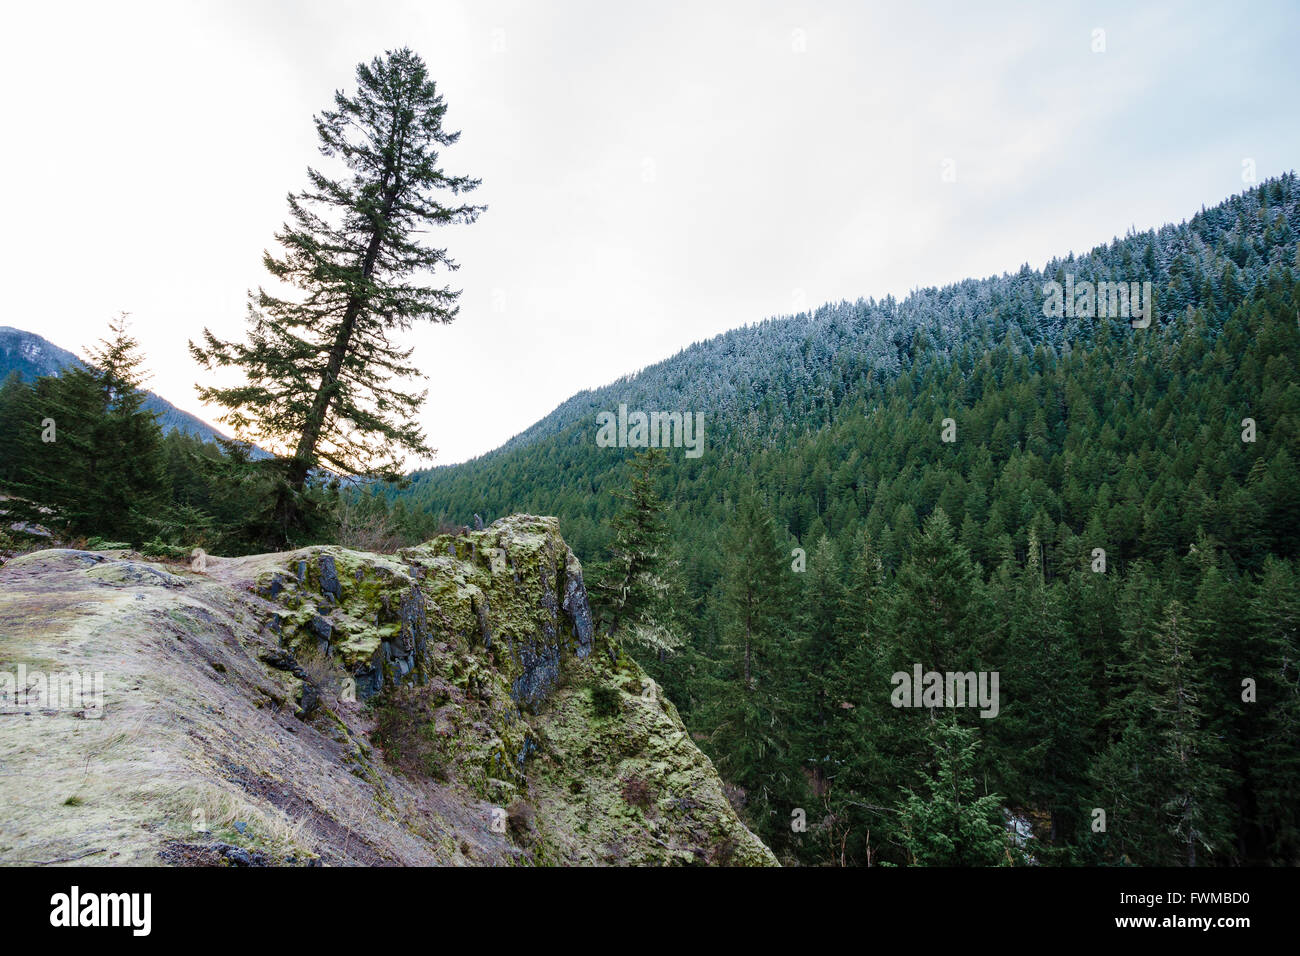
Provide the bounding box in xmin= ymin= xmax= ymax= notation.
xmin=337 ymin=497 xmax=406 ymax=553
xmin=85 ymin=536 xmax=131 ymax=551
xmin=722 ymin=782 xmax=747 ymax=813
xmin=371 ymin=686 xmax=447 ymax=781
xmin=141 ymin=537 xmax=191 ymax=560
xmin=506 ymin=799 xmax=536 ymax=844
xmin=296 ymin=645 xmax=350 ymax=708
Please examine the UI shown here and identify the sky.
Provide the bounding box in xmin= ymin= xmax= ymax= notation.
xmin=2 ymin=0 xmax=1298 ymax=464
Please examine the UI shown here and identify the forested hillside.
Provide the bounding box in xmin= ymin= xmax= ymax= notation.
xmin=405 ymin=174 xmax=1299 ymax=555
xmin=395 ymin=176 xmax=1300 ymax=865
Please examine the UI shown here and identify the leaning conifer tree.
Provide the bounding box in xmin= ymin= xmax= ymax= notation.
xmin=191 ymin=48 xmax=483 ymax=541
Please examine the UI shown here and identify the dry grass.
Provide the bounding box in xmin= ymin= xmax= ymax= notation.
xmin=0 ymin=548 xmax=507 ymax=866
xmin=506 ymin=799 xmax=536 ymax=845
xmin=336 ymin=500 xmax=407 ymax=554
xmin=295 ymin=645 xmax=350 ymax=709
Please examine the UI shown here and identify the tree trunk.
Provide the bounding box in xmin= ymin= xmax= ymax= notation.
xmin=288 ymin=180 xmax=400 ymax=490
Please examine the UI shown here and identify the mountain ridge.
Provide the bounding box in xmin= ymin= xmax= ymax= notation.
xmin=400 ymin=174 xmax=1300 ymax=533
xmin=420 ymin=175 xmax=1299 ymax=475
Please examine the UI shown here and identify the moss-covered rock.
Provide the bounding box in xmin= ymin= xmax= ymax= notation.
xmin=524 ymin=641 xmax=777 ymax=865
xmin=0 ymin=515 xmax=775 ymax=867
xmin=249 ymin=516 xmax=594 ymax=708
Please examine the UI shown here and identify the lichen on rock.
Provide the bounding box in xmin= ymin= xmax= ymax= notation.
xmin=0 ymin=515 xmax=776 ymax=867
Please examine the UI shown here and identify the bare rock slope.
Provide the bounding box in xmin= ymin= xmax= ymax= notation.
xmin=0 ymin=515 xmax=775 ymax=866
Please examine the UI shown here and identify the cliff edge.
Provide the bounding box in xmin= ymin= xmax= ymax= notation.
xmin=0 ymin=515 xmax=776 ymax=866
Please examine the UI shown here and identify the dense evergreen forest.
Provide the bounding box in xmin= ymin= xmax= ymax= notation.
xmin=1 ymin=176 xmax=1297 ymax=866
xmin=393 ymin=176 xmax=1300 ymax=865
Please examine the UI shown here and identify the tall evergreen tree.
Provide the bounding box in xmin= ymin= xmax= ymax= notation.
xmin=819 ymin=530 xmax=898 ymax=865
xmin=995 ymin=530 xmax=1093 ymax=845
xmin=1094 ymin=599 xmax=1230 ymax=864
xmin=885 ymin=507 xmax=989 ymax=672
xmin=591 ymin=448 xmax=685 ymax=656
xmin=191 ymin=48 xmax=483 ymax=542
xmin=796 ymin=534 xmax=846 ymax=777
xmin=1247 ymin=558 xmax=1300 ymax=862
xmin=5 ymin=315 xmax=166 ymax=544
xmin=896 ymin=715 xmax=1015 ymax=866
xmin=1154 ymin=601 xmax=1230 ymax=866
xmin=0 ymin=371 xmax=32 ymax=489
xmin=700 ymin=489 xmax=802 ymax=845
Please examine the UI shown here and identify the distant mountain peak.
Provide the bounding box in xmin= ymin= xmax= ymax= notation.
xmin=0 ymin=325 xmax=236 ymax=447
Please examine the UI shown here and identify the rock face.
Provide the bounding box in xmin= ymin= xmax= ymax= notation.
xmin=0 ymin=515 xmax=776 ymax=866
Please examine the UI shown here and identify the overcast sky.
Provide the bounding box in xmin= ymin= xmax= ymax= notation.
xmin=2 ymin=0 xmax=1297 ymax=464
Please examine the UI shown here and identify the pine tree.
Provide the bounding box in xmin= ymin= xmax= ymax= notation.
xmin=796 ymin=534 xmax=846 ymax=776
xmin=1246 ymin=558 xmax=1300 ymax=862
xmin=5 ymin=315 xmax=166 ymax=544
xmin=885 ymin=508 xmax=989 ymax=671
xmin=820 ymin=529 xmax=897 ymax=865
xmin=84 ymin=316 xmax=168 ymax=540
xmin=0 ymin=371 xmax=32 ymax=489
xmin=191 ymin=48 xmax=483 ymax=542
xmin=896 ymin=714 xmax=1014 ymax=866
xmin=700 ymin=489 xmax=802 ymax=844
xmin=1154 ymin=601 xmax=1230 ymax=866
xmin=591 ymin=448 xmax=684 ymax=656
xmin=10 ymin=368 xmax=103 ymax=535
xmin=995 ymin=530 xmax=1093 ymax=845
xmin=1094 ymin=599 xmax=1229 ymax=864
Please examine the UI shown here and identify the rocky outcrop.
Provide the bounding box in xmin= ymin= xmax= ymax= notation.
xmin=249 ymin=516 xmax=597 ymax=707
xmin=0 ymin=515 xmax=775 ymax=866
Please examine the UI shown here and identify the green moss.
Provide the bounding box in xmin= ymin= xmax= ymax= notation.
xmin=141 ymin=538 xmax=190 ymax=560
xmin=522 ymin=646 xmax=778 ymax=866
xmin=181 ymin=514 xmax=775 ymax=865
